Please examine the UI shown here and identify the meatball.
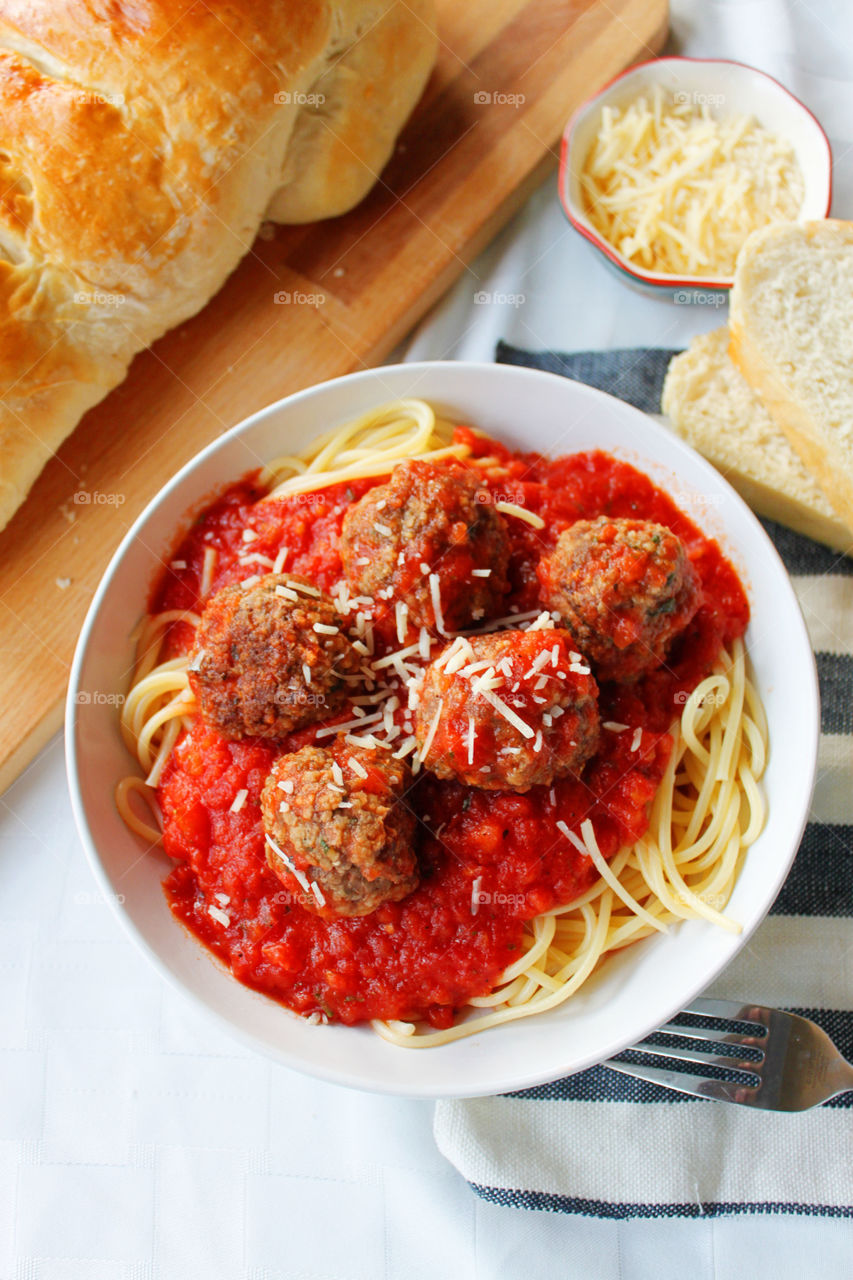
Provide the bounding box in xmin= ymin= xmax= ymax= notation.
xmin=189 ymin=574 xmax=362 ymax=739
xmin=538 ymin=517 xmax=702 ymax=682
xmin=339 ymin=460 xmax=510 ymax=633
xmin=414 ymin=628 xmax=599 ymax=792
xmin=261 ymin=743 xmax=419 ymax=918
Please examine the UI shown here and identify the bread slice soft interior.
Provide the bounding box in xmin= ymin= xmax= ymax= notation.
xmin=662 ymin=328 xmax=853 ymax=555
xmin=728 ymin=219 xmax=853 ymax=538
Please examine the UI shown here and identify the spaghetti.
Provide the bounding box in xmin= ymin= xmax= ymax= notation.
xmin=373 ymin=636 xmax=765 ymax=1046
xmin=115 ymin=398 xmax=767 ymax=1044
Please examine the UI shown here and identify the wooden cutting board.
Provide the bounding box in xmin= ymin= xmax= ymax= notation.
xmin=0 ymin=0 xmax=668 ymax=795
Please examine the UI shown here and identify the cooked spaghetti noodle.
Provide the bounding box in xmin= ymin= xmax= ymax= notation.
xmin=372 ymin=636 xmax=765 ymax=1046
xmin=115 ymin=398 xmax=767 ymax=1043
xmin=261 ymin=398 xmax=471 ymax=498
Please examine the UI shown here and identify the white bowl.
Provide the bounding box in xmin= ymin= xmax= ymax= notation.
xmin=66 ymin=361 xmax=819 ymax=1098
xmin=560 ymin=57 xmax=833 ymax=297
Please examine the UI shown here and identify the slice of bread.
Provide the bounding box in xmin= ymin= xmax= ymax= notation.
xmin=662 ymin=328 xmax=853 ymax=554
xmin=729 ymin=220 xmax=853 ymax=537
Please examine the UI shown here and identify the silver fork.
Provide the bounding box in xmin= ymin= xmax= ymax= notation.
xmin=604 ymin=997 xmax=853 ymax=1110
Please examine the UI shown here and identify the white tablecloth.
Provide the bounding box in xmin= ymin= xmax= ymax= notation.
xmin=3 ymin=2 xmax=853 ymax=1275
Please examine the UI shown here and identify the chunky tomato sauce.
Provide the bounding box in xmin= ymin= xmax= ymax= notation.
xmin=153 ymin=431 xmax=749 ymax=1028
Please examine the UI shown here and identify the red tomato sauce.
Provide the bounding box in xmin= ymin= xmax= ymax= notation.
xmin=153 ymin=432 xmax=749 ymax=1028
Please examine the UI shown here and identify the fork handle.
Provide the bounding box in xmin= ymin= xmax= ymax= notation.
xmin=823 ymin=1050 xmax=853 ymax=1100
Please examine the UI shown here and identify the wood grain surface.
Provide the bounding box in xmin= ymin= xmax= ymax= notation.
xmin=0 ymin=0 xmax=668 ymax=794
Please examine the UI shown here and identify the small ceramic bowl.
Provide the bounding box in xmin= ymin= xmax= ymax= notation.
xmin=560 ymin=57 xmax=833 ymax=299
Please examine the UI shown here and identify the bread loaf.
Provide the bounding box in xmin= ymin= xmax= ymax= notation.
xmin=662 ymin=328 xmax=853 ymax=554
xmin=729 ymin=219 xmax=853 ymax=534
xmin=0 ymin=0 xmax=437 ymax=532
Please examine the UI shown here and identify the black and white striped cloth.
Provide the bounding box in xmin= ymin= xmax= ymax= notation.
xmin=433 ymin=344 xmax=853 ymax=1220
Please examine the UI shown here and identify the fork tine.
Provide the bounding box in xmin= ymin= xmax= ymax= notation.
xmin=624 ymin=1042 xmax=762 ymax=1075
xmin=656 ymin=1020 xmax=766 ymax=1049
xmin=685 ymin=997 xmax=769 ymax=1027
xmin=605 ymin=1059 xmax=760 ymax=1104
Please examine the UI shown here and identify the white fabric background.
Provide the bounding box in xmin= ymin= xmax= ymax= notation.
xmin=3 ymin=1 xmax=853 ymax=1275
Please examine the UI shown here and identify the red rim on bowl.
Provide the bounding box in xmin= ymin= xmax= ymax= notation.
xmin=559 ymin=56 xmax=834 ymax=292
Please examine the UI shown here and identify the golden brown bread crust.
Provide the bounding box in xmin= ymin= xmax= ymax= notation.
xmin=0 ymin=0 xmax=437 ymax=531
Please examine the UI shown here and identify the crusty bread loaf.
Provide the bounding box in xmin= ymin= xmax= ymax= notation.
xmin=0 ymin=1 xmax=437 ymax=532
xmin=729 ymin=220 xmax=853 ymax=535
xmin=662 ymin=329 xmax=853 ymax=554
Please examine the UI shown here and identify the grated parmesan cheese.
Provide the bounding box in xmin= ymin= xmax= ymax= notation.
xmin=428 ymin=573 xmax=447 ymax=636
xmin=317 ymin=710 xmax=382 ymax=737
xmin=418 ymin=698 xmax=444 ymax=764
xmin=200 ymin=547 xmax=217 ymax=598
xmin=479 ymin=687 xmax=535 ymax=740
xmin=395 ymin=600 xmax=409 ymax=644
xmin=581 ymin=84 xmax=804 ymax=277
xmin=525 ymin=611 xmax=556 ymax=632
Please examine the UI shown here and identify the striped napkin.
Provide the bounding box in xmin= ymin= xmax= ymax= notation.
xmin=433 ymin=343 xmax=853 ymax=1220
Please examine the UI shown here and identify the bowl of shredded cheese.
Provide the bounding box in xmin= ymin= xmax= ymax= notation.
xmin=560 ymin=57 xmax=831 ymax=295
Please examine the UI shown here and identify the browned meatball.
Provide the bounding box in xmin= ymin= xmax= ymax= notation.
xmin=189 ymin=574 xmax=362 ymax=739
xmin=339 ymin=460 xmax=510 ymax=633
xmin=538 ymin=518 xmax=702 ymax=682
xmin=261 ymin=743 xmax=418 ymax=918
xmin=414 ymin=628 xmax=600 ymax=792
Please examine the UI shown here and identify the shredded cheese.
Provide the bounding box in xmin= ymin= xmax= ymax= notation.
xmin=317 ymin=711 xmax=383 ymax=737
xmin=581 ymin=84 xmax=804 ymax=277
xmin=200 ymin=547 xmax=217 ymax=599
xmin=418 ymin=698 xmax=444 ymax=764
xmin=479 ymin=687 xmax=535 ymax=740
xmin=347 ymin=755 xmax=368 ymax=779
xmin=428 ymin=573 xmax=447 ymax=635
